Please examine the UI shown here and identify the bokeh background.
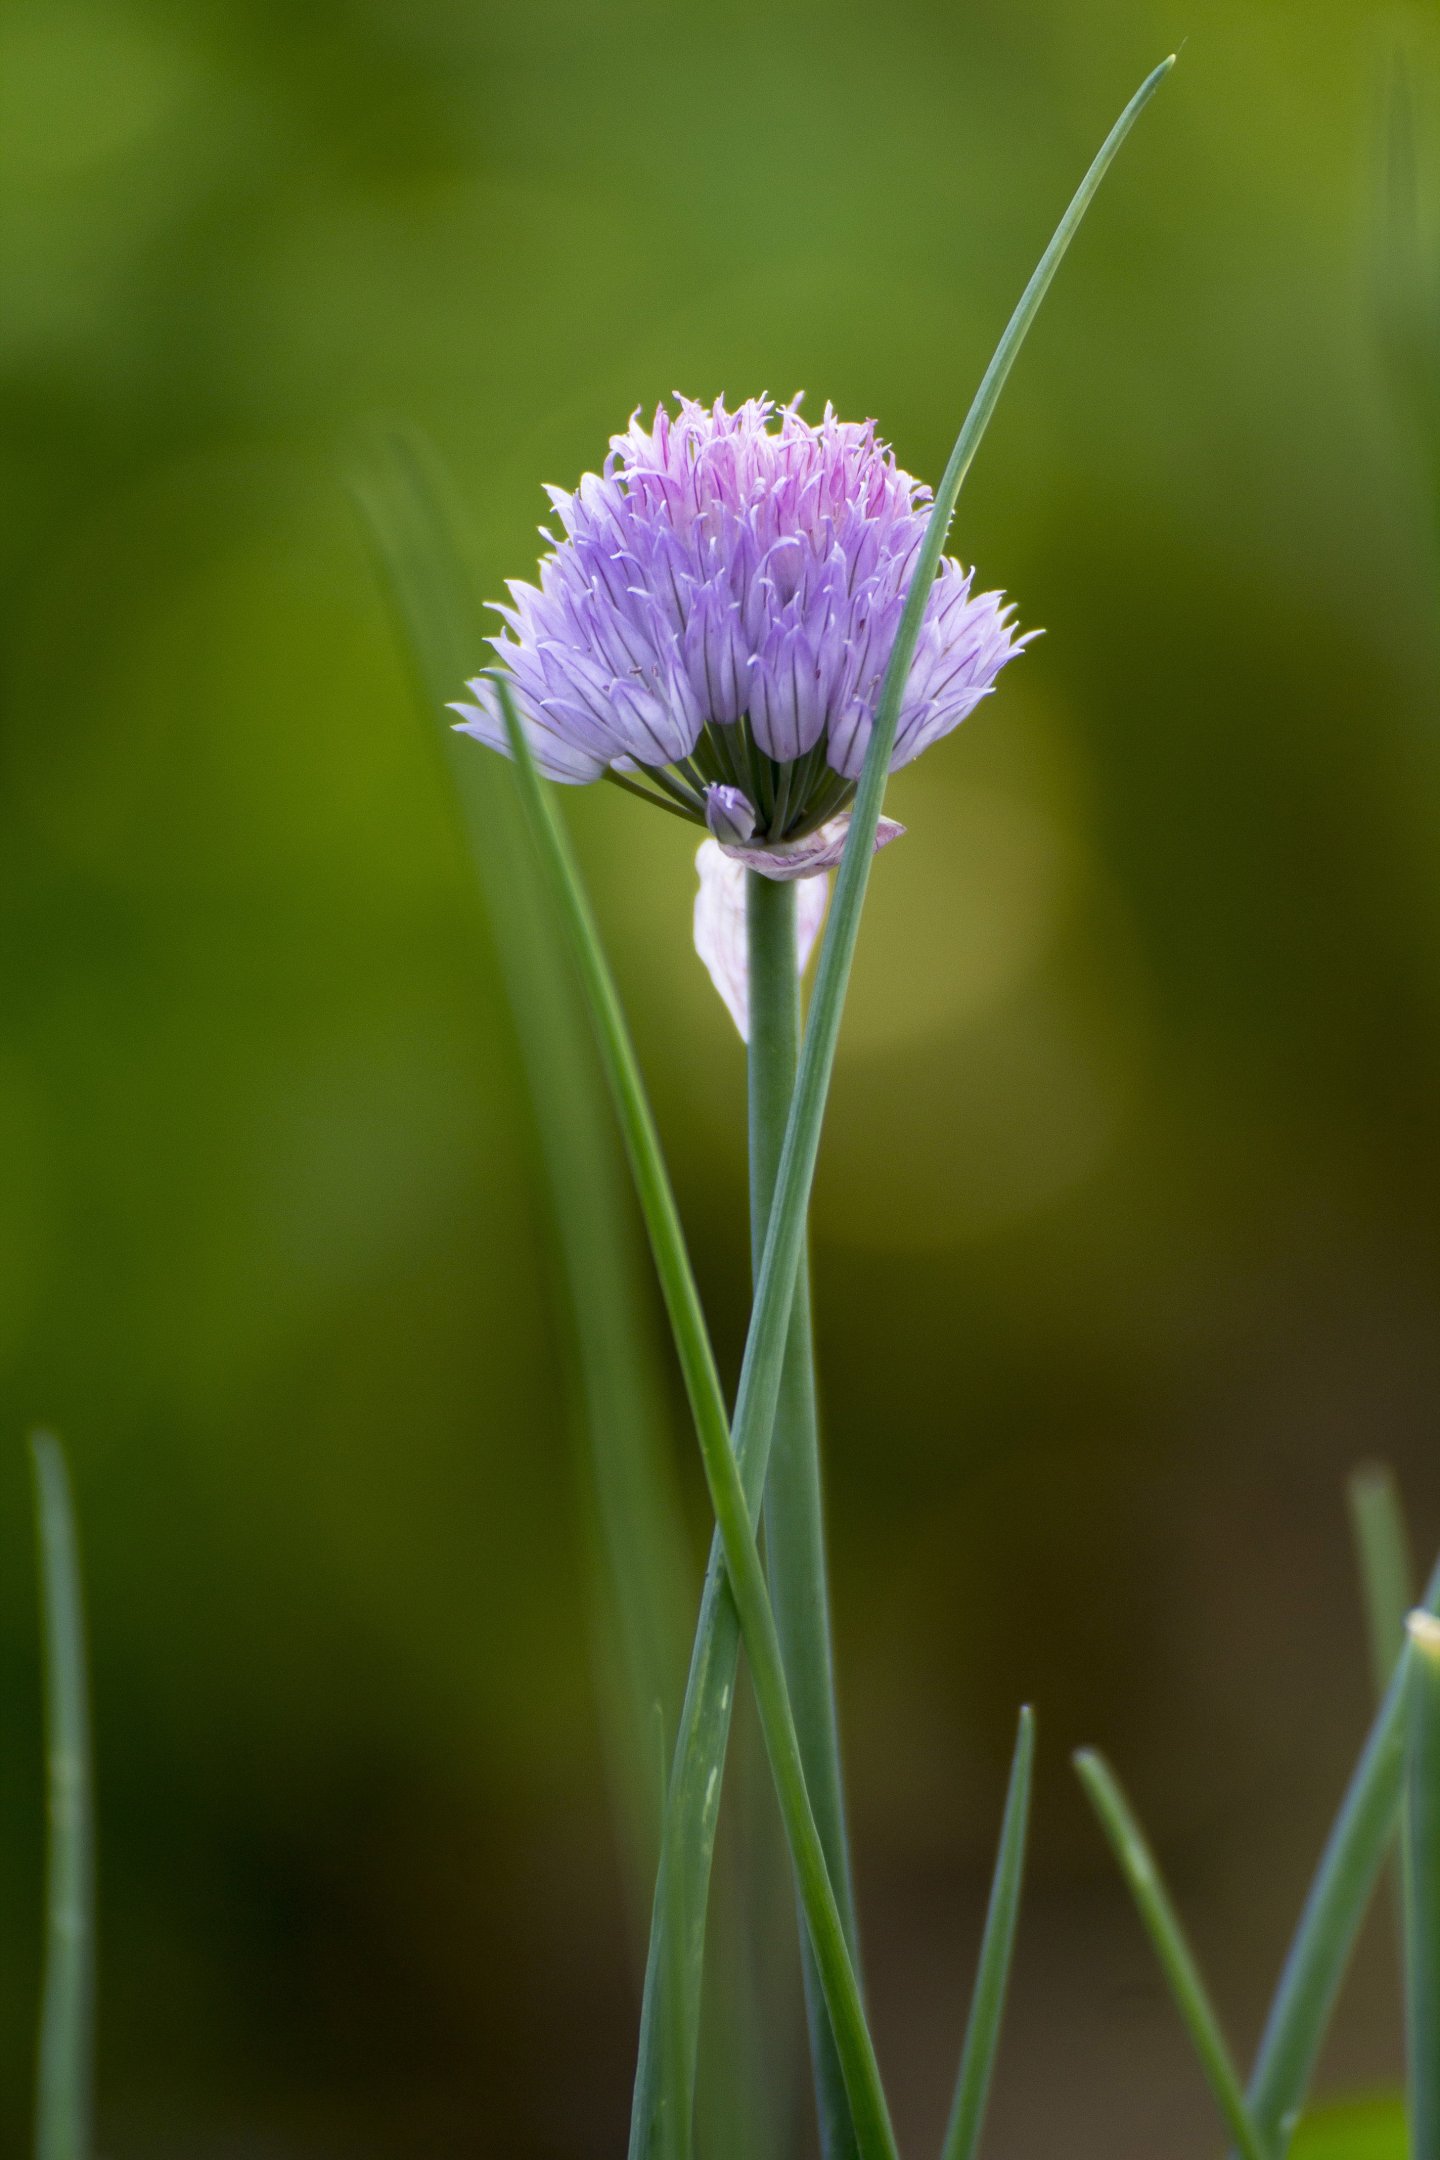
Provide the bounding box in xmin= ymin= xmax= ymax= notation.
xmin=2 ymin=0 xmax=1438 ymax=2153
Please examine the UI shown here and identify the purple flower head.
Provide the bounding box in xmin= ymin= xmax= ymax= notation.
xmin=451 ymin=394 xmax=1032 ymax=869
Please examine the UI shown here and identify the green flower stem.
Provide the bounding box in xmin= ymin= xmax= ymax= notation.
xmin=30 ymin=1432 xmax=95 ymax=2160
xmin=747 ymin=870 xmax=862 ymax=2160
xmin=1074 ymin=1751 xmax=1268 ymax=2160
xmin=1241 ymin=1550 xmax=1440 ymax=2156
xmin=495 ymin=683 xmax=899 ymax=2160
xmin=940 ymin=1707 xmax=1035 ymax=2160
xmin=1404 ymin=1612 xmax=1440 ymax=2160
xmin=628 ymin=54 xmax=1176 ymax=2155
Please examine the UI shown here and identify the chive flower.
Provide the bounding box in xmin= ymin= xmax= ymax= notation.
xmin=453 ymin=394 xmax=1030 ymax=1028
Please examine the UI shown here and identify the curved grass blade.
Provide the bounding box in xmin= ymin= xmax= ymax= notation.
xmin=30 ymin=1431 xmax=95 ymax=2160
xmin=1403 ymin=1612 xmax=1440 ymax=2160
xmin=629 ymin=51 xmax=1178 ymax=2159
xmin=1074 ymin=1749 xmax=1268 ymax=2160
xmin=940 ymin=1707 xmax=1036 ymax=2160
xmin=1242 ymin=1550 xmax=1440 ymax=2156
xmin=743 ymin=51 xmax=1180 ymax=1449
xmin=354 ymin=434 xmax=692 ymax=1914
xmin=1347 ymin=1465 xmax=1415 ymax=1703
xmin=494 ymin=678 xmax=899 ymax=2160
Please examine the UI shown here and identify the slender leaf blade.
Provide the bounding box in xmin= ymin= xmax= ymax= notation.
xmin=1075 ymin=1749 xmax=1268 ymax=2160
xmin=940 ymin=1706 xmax=1036 ymax=2160
xmin=1403 ymin=1611 xmax=1440 ymax=2159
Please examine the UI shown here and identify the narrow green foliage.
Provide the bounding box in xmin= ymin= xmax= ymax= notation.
xmin=355 ymin=434 xmax=691 ymax=1914
xmin=1243 ymin=1551 xmax=1440 ymax=2157
xmin=1347 ymin=1463 xmax=1415 ymax=1971
xmin=1404 ymin=1612 xmax=1440 ymax=2160
xmin=747 ymin=869 xmax=861 ymax=2160
xmin=1347 ymin=1466 xmax=1415 ymax=1703
xmin=494 ymin=679 xmax=899 ymax=2160
xmin=940 ymin=1707 xmax=1036 ymax=2160
xmin=1075 ymin=1750 xmax=1269 ymax=2160
xmin=30 ymin=1432 xmax=95 ymax=2160
xmin=629 ymin=54 xmax=1177 ymax=2155
xmin=738 ymin=54 xmax=1179 ymax=1496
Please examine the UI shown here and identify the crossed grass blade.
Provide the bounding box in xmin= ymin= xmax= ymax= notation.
xmin=629 ymin=50 xmax=1177 ymax=2158
xmin=353 ymin=435 xmax=693 ymax=1917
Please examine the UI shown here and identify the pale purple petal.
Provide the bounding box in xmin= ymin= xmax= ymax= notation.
xmin=704 ymin=784 xmax=758 ymax=846
xmin=449 ymin=679 xmax=606 ymax=784
xmin=456 ymin=393 xmax=1029 ymax=804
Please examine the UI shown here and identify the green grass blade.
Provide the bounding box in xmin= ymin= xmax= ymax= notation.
xmin=1347 ymin=1465 xmax=1415 ymax=1704
xmin=1243 ymin=1551 xmax=1440 ymax=2156
xmin=493 ymin=679 xmax=899 ymax=2160
xmin=747 ymin=869 xmax=861 ymax=2160
xmin=630 ymin=55 xmax=1177 ymax=2155
xmin=353 ymin=436 xmax=692 ymax=1911
xmin=30 ymin=1432 xmax=95 ymax=2160
xmin=738 ymin=56 xmax=1178 ymax=1484
xmin=1404 ymin=1611 xmax=1440 ymax=2160
xmin=940 ymin=1707 xmax=1036 ymax=2160
xmin=1346 ymin=1463 xmax=1415 ymax=1973
xmin=1075 ymin=1749 xmax=1269 ymax=2160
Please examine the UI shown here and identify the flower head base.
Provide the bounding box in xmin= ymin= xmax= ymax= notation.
xmin=452 ymin=395 xmax=1031 ymax=874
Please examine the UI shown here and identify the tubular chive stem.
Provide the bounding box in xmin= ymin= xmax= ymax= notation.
xmin=495 ymin=678 xmax=900 ymax=2160
xmin=1075 ymin=1751 xmax=1268 ymax=2160
xmin=1404 ymin=1611 xmax=1440 ymax=2160
xmin=747 ymin=869 xmax=862 ymax=2160
xmin=940 ymin=1708 xmax=1036 ymax=2160
xmin=30 ymin=1432 xmax=96 ymax=2160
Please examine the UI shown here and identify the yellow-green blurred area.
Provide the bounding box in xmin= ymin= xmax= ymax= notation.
xmin=2 ymin=0 xmax=1438 ymax=2152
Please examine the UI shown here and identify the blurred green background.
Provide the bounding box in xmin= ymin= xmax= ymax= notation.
xmin=2 ymin=0 xmax=1438 ymax=2152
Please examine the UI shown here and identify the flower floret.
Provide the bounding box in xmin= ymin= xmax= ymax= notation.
xmin=452 ymin=394 xmax=1031 ymax=842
